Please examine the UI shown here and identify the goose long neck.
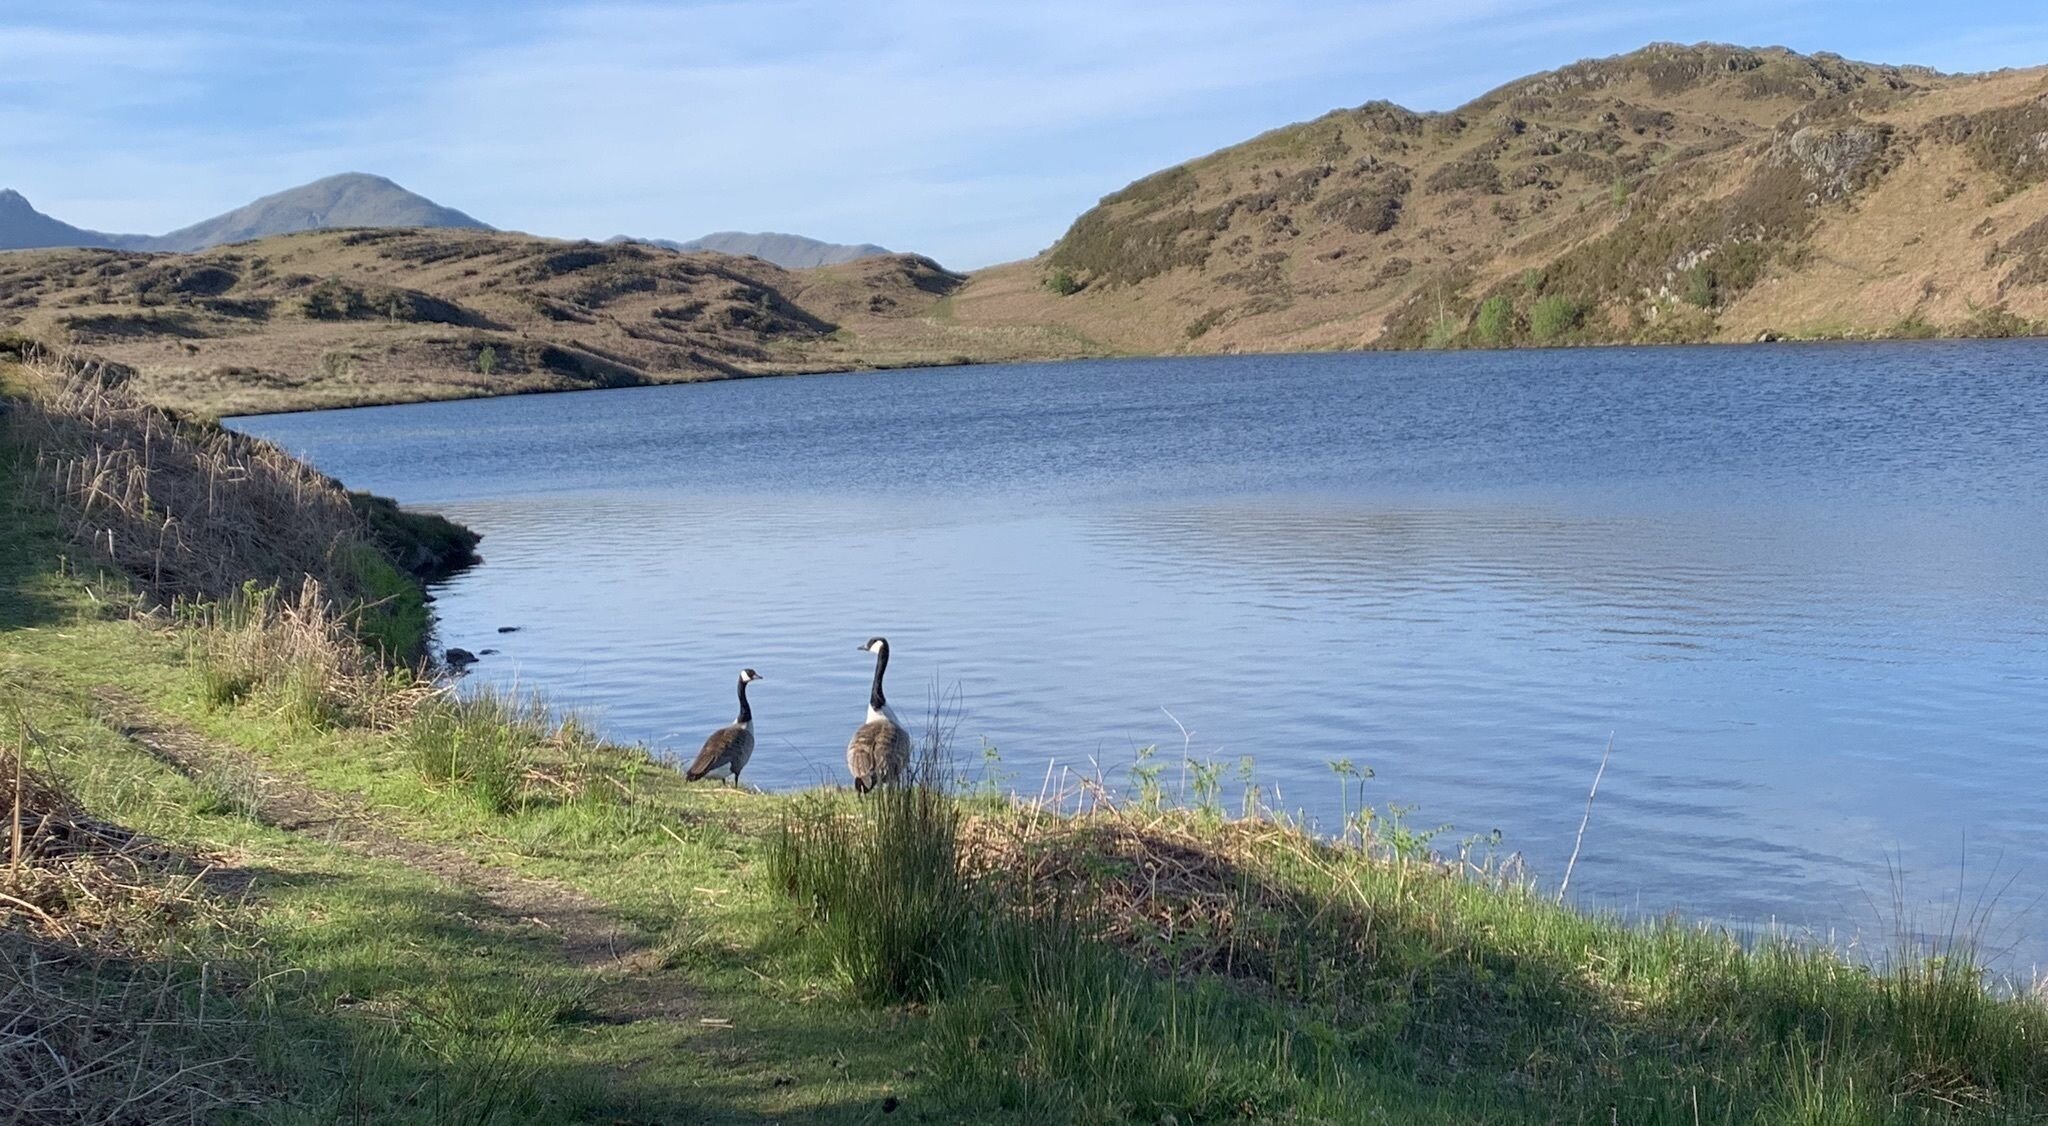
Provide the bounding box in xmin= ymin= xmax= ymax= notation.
xmin=868 ymin=644 xmax=889 ymax=712
xmin=735 ymin=676 xmax=752 ymax=724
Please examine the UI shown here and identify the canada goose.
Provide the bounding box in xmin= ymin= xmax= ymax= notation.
xmin=686 ymin=668 xmax=762 ymax=787
xmin=846 ymin=637 xmax=911 ymax=792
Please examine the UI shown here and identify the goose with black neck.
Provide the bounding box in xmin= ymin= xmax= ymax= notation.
xmin=686 ymin=668 xmax=763 ymax=787
xmin=846 ymin=637 xmax=911 ymax=792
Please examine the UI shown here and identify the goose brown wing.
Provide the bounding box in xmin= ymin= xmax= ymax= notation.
xmin=847 ymin=719 xmax=909 ymax=788
xmin=688 ymin=725 xmax=751 ymax=780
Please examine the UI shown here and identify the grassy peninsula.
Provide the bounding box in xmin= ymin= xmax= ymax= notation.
xmin=6 ymin=348 xmax=2048 ymax=1123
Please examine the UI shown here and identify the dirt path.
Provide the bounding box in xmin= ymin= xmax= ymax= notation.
xmin=91 ymin=688 xmax=697 ymax=1023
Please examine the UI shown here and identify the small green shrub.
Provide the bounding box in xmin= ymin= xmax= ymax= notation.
xmin=1045 ymin=268 xmax=1083 ymax=297
xmin=301 ymin=278 xmax=375 ymax=320
xmin=1959 ymin=303 xmax=2036 ymax=339
xmin=1682 ymin=265 xmax=1717 ymax=308
xmin=1473 ymin=296 xmax=1514 ymax=345
xmin=1530 ymin=294 xmax=1588 ymax=342
xmin=1889 ymin=313 xmax=1939 ymax=340
xmin=475 ymin=345 xmax=498 ymax=376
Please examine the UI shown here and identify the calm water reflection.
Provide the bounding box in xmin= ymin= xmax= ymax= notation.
xmin=229 ymin=343 xmax=2048 ymax=968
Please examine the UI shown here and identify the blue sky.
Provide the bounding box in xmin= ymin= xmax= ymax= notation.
xmin=4 ymin=2 xmax=2046 ymax=267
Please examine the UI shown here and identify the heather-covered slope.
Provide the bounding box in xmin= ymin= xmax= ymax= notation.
xmin=949 ymin=44 xmax=2048 ymax=351
xmin=0 ymin=227 xmax=1081 ymax=415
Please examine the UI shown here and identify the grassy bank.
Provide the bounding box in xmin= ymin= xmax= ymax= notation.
xmin=6 ymin=353 xmax=2048 ymax=1123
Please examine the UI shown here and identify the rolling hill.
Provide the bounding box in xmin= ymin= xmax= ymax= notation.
xmin=0 ymin=228 xmax=1090 ymax=415
xmin=946 ymin=43 xmax=2048 ymax=351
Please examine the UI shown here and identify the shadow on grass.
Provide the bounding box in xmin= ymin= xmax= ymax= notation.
xmin=219 ymin=861 xmax=730 ymax=1123
xmin=0 ymin=448 xmax=79 ymax=634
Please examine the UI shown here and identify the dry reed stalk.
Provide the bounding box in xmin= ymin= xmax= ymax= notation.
xmin=1557 ymin=732 xmax=1615 ymax=905
xmin=11 ymin=350 xmax=439 ymax=726
xmin=8 ymin=721 xmax=21 ymax=886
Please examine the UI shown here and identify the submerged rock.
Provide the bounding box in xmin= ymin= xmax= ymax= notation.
xmin=444 ymin=647 xmax=477 ymax=666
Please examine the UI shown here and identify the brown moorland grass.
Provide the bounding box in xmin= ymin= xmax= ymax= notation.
xmin=0 ymin=231 xmax=1089 ymax=416
xmin=1 ymin=718 xmax=261 ymax=1123
xmin=11 ymin=349 xmax=465 ymax=657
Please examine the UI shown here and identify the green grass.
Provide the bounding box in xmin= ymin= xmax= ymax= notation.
xmin=2 ymin=400 xmax=933 ymax=1121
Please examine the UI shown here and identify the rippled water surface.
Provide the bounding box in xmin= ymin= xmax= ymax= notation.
xmin=230 ymin=343 xmax=2048 ymax=964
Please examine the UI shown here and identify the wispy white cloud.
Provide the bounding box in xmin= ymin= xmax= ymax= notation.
xmin=1 ymin=0 xmax=2041 ymax=266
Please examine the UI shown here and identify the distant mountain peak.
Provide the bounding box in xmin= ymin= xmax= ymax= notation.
xmin=1 ymin=173 xmax=491 ymax=254
xmin=144 ymin=173 xmax=492 ymax=252
xmin=0 ymin=188 xmax=120 ymax=251
xmin=612 ymin=230 xmax=894 ymax=269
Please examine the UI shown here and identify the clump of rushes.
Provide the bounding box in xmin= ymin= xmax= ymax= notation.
xmin=769 ymin=782 xmax=976 ymax=1004
xmin=403 ymin=692 xmax=529 ymax=813
xmin=188 ymin=579 xmax=386 ymax=732
xmin=399 ymin=688 xmax=633 ymax=816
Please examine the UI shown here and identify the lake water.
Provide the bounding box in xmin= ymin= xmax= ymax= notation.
xmin=229 ymin=343 xmax=2048 ymax=971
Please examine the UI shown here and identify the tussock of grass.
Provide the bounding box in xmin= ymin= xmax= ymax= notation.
xmin=187 ymin=577 xmax=404 ymax=733
xmin=399 ymin=687 xmax=646 ymax=817
xmin=770 ymin=784 xmax=975 ymax=1004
